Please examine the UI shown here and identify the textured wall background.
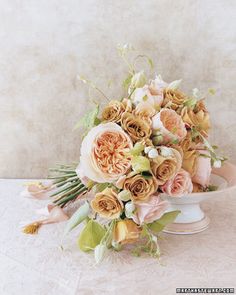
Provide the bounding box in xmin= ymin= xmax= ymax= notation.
xmin=1 ymin=0 xmax=236 ymax=178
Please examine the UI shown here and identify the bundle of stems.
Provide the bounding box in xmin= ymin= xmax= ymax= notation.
xmin=48 ymin=163 xmax=87 ymax=207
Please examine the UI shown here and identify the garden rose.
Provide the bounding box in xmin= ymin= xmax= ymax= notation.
xmin=113 ymin=219 xmax=141 ymax=245
xmin=151 ymin=147 xmax=182 ymax=185
xmin=132 ymin=194 xmax=168 ymax=225
xmin=152 ymin=108 xmax=187 ymax=144
xmin=121 ymin=112 xmax=151 ymax=143
xmin=78 ymin=122 xmax=133 ymax=183
xmin=161 ymin=168 xmax=193 ymax=197
xmin=119 ymin=172 xmax=159 ymax=202
xmin=91 ymin=188 xmax=123 ymax=219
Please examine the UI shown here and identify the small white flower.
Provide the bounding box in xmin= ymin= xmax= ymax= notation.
xmin=144 ymin=146 xmax=152 ymax=154
xmin=148 ymin=149 xmax=159 ymax=159
xmin=213 ymin=160 xmax=222 ymax=168
xmin=94 ymin=244 xmax=107 ymax=264
xmin=160 ymin=147 xmax=173 ymax=157
xmin=125 ymin=202 xmax=135 ymax=218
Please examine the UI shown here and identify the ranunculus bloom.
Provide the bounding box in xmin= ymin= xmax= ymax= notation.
xmin=181 ymin=106 xmax=210 ymax=137
xmin=119 ymin=172 xmax=159 ymax=202
xmin=121 ymin=112 xmax=151 ymax=143
xmin=79 ymin=123 xmax=133 ymax=183
xmin=102 ymin=99 xmax=132 ymax=123
xmin=132 ymin=194 xmax=168 ymax=225
xmin=151 ymin=147 xmax=182 ymax=185
xmin=152 ymin=108 xmax=187 ymax=144
xmin=162 ymin=88 xmax=187 ymax=110
xmin=91 ymin=188 xmax=123 ymax=219
xmin=113 ymin=219 xmax=141 ymax=245
xmin=161 ymin=169 xmax=193 ymax=197
xmin=191 ymin=150 xmax=212 ymax=187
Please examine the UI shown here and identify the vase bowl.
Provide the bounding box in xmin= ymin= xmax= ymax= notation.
xmin=162 ymin=162 xmax=236 ymax=234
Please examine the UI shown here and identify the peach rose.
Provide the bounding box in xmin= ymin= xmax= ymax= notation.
xmin=191 ymin=150 xmax=212 ymax=187
xmin=113 ymin=219 xmax=141 ymax=245
xmin=102 ymin=99 xmax=132 ymax=123
xmin=162 ymin=88 xmax=187 ymax=110
xmin=181 ymin=106 xmax=210 ymax=136
xmin=91 ymin=188 xmax=123 ymax=219
xmin=134 ymin=101 xmax=156 ymax=119
xmin=78 ymin=123 xmax=133 ymax=183
xmin=132 ymin=194 xmax=168 ymax=225
xmin=151 ymin=147 xmax=182 ymax=185
xmin=119 ymin=172 xmax=159 ymax=202
xmin=152 ymin=108 xmax=187 ymax=144
xmin=161 ymin=169 xmax=193 ymax=197
xmin=121 ymin=112 xmax=151 ymax=143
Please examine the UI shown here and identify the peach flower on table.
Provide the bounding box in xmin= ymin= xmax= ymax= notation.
xmin=152 ymin=108 xmax=187 ymax=144
xmin=132 ymin=194 xmax=168 ymax=225
xmin=77 ymin=122 xmax=133 ymax=183
xmin=161 ymin=168 xmax=193 ymax=197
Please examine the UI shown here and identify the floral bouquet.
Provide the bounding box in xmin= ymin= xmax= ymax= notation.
xmin=23 ymin=45 xmax=226 ymax=263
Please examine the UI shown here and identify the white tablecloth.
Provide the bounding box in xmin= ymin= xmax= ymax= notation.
xmin=0 ymin=179 xmax=236 ymax=295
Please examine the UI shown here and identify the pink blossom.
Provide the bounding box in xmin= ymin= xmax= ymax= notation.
xmin=132 ymin=194 xmax=168 ymax=225
xmin=161 ymin=169 xmax=193 ymax=197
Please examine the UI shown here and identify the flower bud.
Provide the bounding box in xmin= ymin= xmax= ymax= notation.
xmin=131 ymin=156 xmax=151 ymax=173
xmin=130 ymin=71 xmax=146 ymax=89
xmin=118 ymin=190 xmax=132 ymax=202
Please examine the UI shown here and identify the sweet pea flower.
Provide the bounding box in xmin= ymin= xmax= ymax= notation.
xmin=132 ymin=194 xmax=168 ymax=225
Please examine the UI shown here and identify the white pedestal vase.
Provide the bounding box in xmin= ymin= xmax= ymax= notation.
xmin=161 ymin=162 xmax=236 ymax=234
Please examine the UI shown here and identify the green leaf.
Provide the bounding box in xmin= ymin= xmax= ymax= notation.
xmin=130 ymin=142 xmax=145 ymax=156
xmin=64 ymin=202 xmax=90 ymax=235
xmin=148 ymin=210 xmax=180 ymax=233
xmin=147 ymin=57 xmax=154 ymax=70
xmin=77 ymin=220 xmax=106 ymax=252
xmin=74 ymin=105 xmax=99 ymax=130
xmin=131 ymin=156 xmax=151 ymax=173
xmin=122 ymin=74 xmax=133 ymax=90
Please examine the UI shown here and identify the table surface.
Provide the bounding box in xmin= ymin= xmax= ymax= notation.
xmin=0 ymin=179 xmax=236 ymax=295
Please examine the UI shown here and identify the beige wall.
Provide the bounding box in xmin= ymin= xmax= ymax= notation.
xmin=1 ymin=0 xmax=236 ymax=178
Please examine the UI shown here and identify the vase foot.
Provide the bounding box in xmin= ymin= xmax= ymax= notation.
xmin=163 ymin=216 xmax=210 ymax=235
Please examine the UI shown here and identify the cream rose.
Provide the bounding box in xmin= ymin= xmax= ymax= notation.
xmin=91 ymin=188 xmax=123 ymax=219
xmin=152 ymin=108 xmax=187 ymax=144
xmin=134 ymin=101 xmax=156 ymax=118
xmin=160 ymin=168 xmax=193 ymax=197
xmin=78 ymin=123 xmax=133 ymax=183
xmin=151 ymin=147 xmax=182 ymax=185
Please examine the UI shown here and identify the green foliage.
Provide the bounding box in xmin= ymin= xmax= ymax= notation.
xmin=64 ymin=202 xmax=90 ymax=235
xmin=131 ymin=156 xmax=151 ymax=173
xmin=74 ymin=104 xmax=100 ymax=131
xmin=148 ymin=210 xmax=180 ymax=233
xmin=77 ymin=220 xmax=106 ymax=252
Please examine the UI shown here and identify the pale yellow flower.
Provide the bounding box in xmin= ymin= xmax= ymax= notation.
xmin=113 ymin=219 xmax=141 ymax=245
